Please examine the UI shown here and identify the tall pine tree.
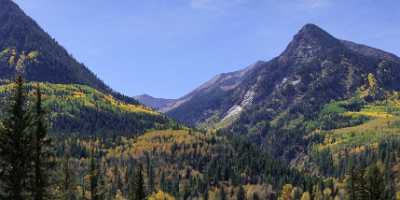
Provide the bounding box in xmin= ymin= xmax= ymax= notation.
xmin=89 ymin=147 xmax=100 ymax=200
xmin=237 ymin=186 xmax=246 ymax=200
xmin=0 ymin=76 xmax=34 ymax=200
xmin=134 ymin=165 xmax=146 ymax=200
xmin=31 ymin=85 xmax=55 ymax=200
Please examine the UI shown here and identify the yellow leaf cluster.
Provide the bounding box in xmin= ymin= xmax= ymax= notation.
xmin=147 ymin=191 xmax=175 ymax=200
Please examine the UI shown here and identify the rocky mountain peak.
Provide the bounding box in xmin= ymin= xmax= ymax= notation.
xmin=280 ymin=24 xmax=342 ymax=61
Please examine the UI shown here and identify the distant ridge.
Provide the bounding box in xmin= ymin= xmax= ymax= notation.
xmin=134 ymin=94 xmax=176 ymax=111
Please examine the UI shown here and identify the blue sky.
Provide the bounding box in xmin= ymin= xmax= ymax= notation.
xmin=14 ymin=0 xmax=400 ymax=99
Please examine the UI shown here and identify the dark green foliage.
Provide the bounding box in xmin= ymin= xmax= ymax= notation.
xmin=346 ymin=164 xmax=386 ymax=200
xmin=0 ymin=78 xmax=55 ymax=200
xmin=133 ymin=166 xmax=146 ymax=200
xmin=219 ymin=187 xmax=226 ymax=200
xmin=47 ymin=130 xmax=319 ymax=200
xmin=60 ymin=146 xmax=77 ymax=200
xmin=89 ymin=147 xmax=100 ymax=200
xmin=145 ymin=153 xmax=155 ymax=194
xmin=364 ymin=164 xmax=385 ymax=200
xmin=252 ymin=193 xmax=260 ymax=200
xmin=0 ymin=76 xmax=33 ymax=200
xmin=237 ymin=186 xmax=246 ymax=200
xmin=31 ymin=86 xmax=55 ymax=200
xmin=0 ymin=83 xmax=176 ymax=137
xmin=51 ymin=106 xmax=169 ymax=136
xmin=318 ymin=100 xmax=368 ymax=130
xmin=346 ymin=167 xmax=367 ymax=200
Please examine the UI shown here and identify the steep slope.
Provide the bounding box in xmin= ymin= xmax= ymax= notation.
xmin=165 ymin=62 xmax=260 ymax=126
xmin=134 ymin=94 xmax=176 ymax=111
xmin=0 ymin=0 xmax=176 ymax=135
xmin=166 ymin=24 xmax=400 ymax=142
xmin=0 ymin=82 xmax=173 ymax=135
xmin=232 ymin=24 xmax=400 ymax=137
xmin=0 ymin=0 xmax=136 ymax=103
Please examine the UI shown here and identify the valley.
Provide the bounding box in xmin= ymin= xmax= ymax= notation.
xmin=0 ymin=0 xmax=400 ymax=199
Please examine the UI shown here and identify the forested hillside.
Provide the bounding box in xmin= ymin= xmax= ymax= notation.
xmin=0 ymin=82 xmax=174 ymax=136
xmin=0 ymin=0 xmax=175 ymax=136
xmin=1 ymin=0 xmax=400 ymax=199
xmin=51 ymin=129 xmax=318 ymax=199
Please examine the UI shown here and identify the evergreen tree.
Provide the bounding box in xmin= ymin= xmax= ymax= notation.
xmin=346 ymin=167 xmax=367 ymax=200
xmin=81 ymin=173 xmax=87 ymax=200
xmin=203 ymin=188 xmax=209 ymax=200
xmin=31 ymin=85 xmax=55 ymax=200
xmin=0 ymin=76 xmax=34 ymax=200
xmin=219 ymin=187 xmax=226 ymax=200
xmin=61 ymin=142 xmax=76 ymax=200
xmin=252 ymin=193 xmax=260 ymax=200
xmin=128 ymin=165 xmax=136 ymax=200
xmin=89 ymin=147 xmax=99 ymax=200
xmin=364 ymin=164 xmax=385 ymax=200
xmin=145 ymin=152 xmax=155 ymax=194
xmin=92 ymin=158 xmax=106 ymax=200
xmin=237 ymin=186 xmax=246 ymax=200
xmin=133 ymin=165 xmax=146 ymax=200
xmin=159 ymin=171 xmax=167 ymax=193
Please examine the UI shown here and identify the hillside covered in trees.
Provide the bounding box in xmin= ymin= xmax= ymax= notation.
xmin=1 ymin=0 xmax=400 ymax=200
xmin=0 ymin=0 xmax=177 ymax=136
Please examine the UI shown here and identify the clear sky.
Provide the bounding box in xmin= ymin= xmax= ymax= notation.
xmin=13 ymin=0 xmax=400 ymax=99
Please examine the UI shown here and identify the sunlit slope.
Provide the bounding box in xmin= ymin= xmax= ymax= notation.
xmin=108 ymin=129 xmax=223 ymax=158
xmin=314 ymin=92 xmax=400 ymax=153
xmin=0 ymin=82 xmax=173 ymax=135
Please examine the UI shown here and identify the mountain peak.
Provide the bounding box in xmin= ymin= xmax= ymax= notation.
xmin=296 ymin=24 xmax=336 ymax=42
xmin=280 ymin=24 xmax=342 ymax=60
xmin=298 ymin=23 xmax=326 ymax=34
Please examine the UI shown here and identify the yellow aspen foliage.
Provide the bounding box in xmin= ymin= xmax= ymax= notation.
xmin=396 ymin=191 xmax=400 ymax=200
xmin=300 ymin=192 xmax=311 ymax=200
xmin=367 ymin=73 xmax=377 ymax=89
xmin=313 ymin=186 xmax=323 ymax=200
xmin=323 ymin=188 xmax=332 ymax=199
xmin=334 ymin=195 xmax=343 ymax=200
xmin=0 ymin=48 xmax=38 ymax=73
xmin=279 ymin=184 xmax=293 ymax=200
xmin=366 ymin=73 xmax=384 ymax=100
xmin=114 ymin=190 xmax=127 ymax=200
xmin=147 ymin=190 xmax=176 ymax=200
